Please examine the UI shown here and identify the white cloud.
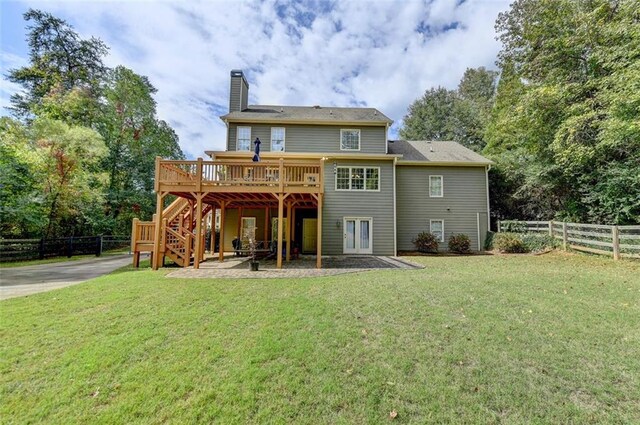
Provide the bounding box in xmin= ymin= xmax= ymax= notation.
xmin=2 ymin=0 xmax=510 ymax=158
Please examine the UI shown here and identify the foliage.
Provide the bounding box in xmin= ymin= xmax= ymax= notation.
xmin=500 ymin=220 xmax=527 ymax=233
xmin=400 ymin=67 xmax=497 ymax=152
xmin=486 ymin=0 xmax=640 ymax=224
xmin=448 ymin=233 xmax=471 ymax=253
xmin=412 ymin=231 xmax=439 ymax=253
xmin=484 ymin=231 xmax=495 ymax=250
xmin=520 ymin=233 xmax=558 ymax=253
xmin=3 ymin=9 xmax=183 ymax=239
xmin=0 ymin=118 xmax=44 ymax=236
xmin=493 ymin=232 xmax=529 ymax=253
xmin=7 ymin=9 xmax=108 ymax=121
xmin=1 ymin=254 xmax=639 ymax=423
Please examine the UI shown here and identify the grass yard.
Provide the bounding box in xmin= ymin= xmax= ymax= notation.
xmin=1 ymin=253 xmax=638 ymax=424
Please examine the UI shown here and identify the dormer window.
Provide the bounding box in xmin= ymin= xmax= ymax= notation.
xmin=271 ymin=127 xmax=285 ymax=152
xmin=237 ymin=126 xmax=251 ymax=151
xmin=340 ymin=129 xmax=360 ymax=151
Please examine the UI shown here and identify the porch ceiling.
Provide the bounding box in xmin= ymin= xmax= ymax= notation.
xmin=169 ymin=191 xmax=318 ymax=209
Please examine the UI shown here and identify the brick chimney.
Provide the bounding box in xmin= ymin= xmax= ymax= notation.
xmin=229 ymin=70 xmax=249 ymax=112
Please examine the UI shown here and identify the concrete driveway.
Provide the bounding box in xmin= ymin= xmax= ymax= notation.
xmin=0 ymin=254 xmax=137 ymax=300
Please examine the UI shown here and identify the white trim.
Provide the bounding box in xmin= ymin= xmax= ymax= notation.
xmin=485 ymin=166 xmax=491 ymax=231
xmin=343 ymin=217 xmax=373 ymax=254
xmin=429 ymin=175 xmax=443 ymax=197
xmin=340 ymin=129 xmax=361 ymax=151
xmin=392 ymin=157 xmax=397 ymax=255
xmin=334 ymin=166 xmax=381 ymax=192
xmin=270 ymin=127 xmax=285 ymax=152
xmin=476 ymin=212 xmax=481 ymax=251
xmin=236 ymin=126 xmax=251 ymax=151
xmin=430 ymin=219 xmax=444 ymax=242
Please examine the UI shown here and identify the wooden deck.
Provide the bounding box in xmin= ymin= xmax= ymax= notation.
xmin=132 ymin=157 xmax=325 ymax=271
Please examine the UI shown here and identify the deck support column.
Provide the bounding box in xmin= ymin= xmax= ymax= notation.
xmin=152 ymin=192 xmax=166 ymax=270
xmin=188 ymin=200 xmax=194 ymax=232
xmin=277 ymin=194 xmax=284 ymax=269
xmin=316 ymin=193 xmax=323 ymax=269
xmin=194 ymin=194 xmax=204 ymax=269
xmin=264 ymin=207 xmax=269 ymax=244
xmin=219 ymin=201 xmax=226 ymax=262
xmin=286 ymin=201 xmax=292 ymax=262
xmin=210 ymin=207 xmax=216 ymax=254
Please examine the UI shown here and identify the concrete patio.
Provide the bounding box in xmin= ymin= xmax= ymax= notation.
xmin=166 ymin=255 xmax=423 ymax=279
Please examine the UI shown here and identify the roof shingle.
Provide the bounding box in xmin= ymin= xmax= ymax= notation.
xmin=388 ymin=140 xmax=492 ymax=164
xmin=221 ymin=105 xmax=393 ymax=124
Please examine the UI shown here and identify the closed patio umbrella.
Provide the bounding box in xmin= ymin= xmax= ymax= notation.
xmin=252 ymin=137 xmax=261 ymax=162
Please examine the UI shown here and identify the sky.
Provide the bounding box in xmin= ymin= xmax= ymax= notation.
xmin=1 ymin=0 xmax=510 ymax=159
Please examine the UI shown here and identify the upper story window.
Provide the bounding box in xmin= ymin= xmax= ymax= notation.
xmin=340 ymin=129 xmax=361 ymax=151
xmin=336 ymin=166 xmax=379 ymax=191
xmin=271 ymin=127 xmax=285 ymax=152
xmin=429 ymin=175 xmax=443 ymax=197
xmin=237 ymin=126 xmax=251 ymax=151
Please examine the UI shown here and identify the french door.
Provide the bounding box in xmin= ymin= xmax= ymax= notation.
xmin=343 ymin=218 xmax=373 ymax=254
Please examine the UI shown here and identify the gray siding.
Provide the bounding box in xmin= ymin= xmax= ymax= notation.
xmin=396 ymin=166 xmax=489 ymax=252
xmin=322 ymin=160 xmax=395 ymax=255
xmin=226 ymin=124 xmax=386 ymax=153
xmin=229 ymin=78 xmax=241 ymax=113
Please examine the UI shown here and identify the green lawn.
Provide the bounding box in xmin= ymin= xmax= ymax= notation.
xmin=1 ymin=253 xmax=638 ymax=424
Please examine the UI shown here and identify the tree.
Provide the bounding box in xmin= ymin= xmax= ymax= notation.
xmin=7 ymin=9 xmax=108 ymax=121
xmin=0 ymin=118 xmax=44 ymax=237
xmin=486 ymin=0 xmax=640 ymax=224
xmin=400 ymin=68 xmax=498 ymax=152
xmin=30 ymin=118 xmax=107 ymax=238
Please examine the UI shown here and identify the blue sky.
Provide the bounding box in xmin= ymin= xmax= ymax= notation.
xmin=1 ymin=0 xmax=510 ymax=158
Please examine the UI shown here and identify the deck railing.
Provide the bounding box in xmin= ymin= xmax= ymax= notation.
xmin=156 ymin=158 xmax=323 ymax=191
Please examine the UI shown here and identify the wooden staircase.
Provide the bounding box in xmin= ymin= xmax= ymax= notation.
xmin=131 ymin=198 xmax=211 ymax=267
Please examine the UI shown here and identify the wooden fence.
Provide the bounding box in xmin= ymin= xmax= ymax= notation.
xmin=0 ymin=235 xmax=129 ymax=263
xmin=497 ymin=220 xmax=640 ymax=260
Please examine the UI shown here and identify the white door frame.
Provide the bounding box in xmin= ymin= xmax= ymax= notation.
xmin=343 ymin=217 xmax=373 ymax=254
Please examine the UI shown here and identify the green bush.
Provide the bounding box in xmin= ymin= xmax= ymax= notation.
xmin=413 ymin=232 xmax=439 ymax=253
xmin=501 ymin=221 xmax=527 ymax=233
xmin=484 ymin=231 xmax=495 ymax=250
xmin=448 ymin=234 xmax=471 ymax=253
xmin=493 ymin=232 xmax=529 ymax=253
xmin=521 ymin=233 xmax=558 ymax=252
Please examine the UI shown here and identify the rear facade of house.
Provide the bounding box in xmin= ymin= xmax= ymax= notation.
xmin=131 ymin=70 xmax=491 ymax=269
xmin=219 ymin=70 xmax=491 ymax=255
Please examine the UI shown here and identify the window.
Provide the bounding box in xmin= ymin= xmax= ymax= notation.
xmin=430 ymin=220 xmax=444 ymax=242
xmin=429 ymin=175 xmax=443 ymax=197
xmin=340 ymin=129 xmax=360 ymax=151
xmin=335 ymin=166 xmax=380 ymax=191
xmin=237 ymin=126 xmax=251 ymax=151
xmin=271 ymin=127 xmax=285 ymax=152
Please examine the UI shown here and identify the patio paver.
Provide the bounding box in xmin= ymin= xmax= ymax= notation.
xmin=166 ymin=255 xmax=423 ymax=279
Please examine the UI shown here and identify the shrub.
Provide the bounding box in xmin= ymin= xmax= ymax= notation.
xmin=521 ymin=233 xmax=558 ymax=252
xmin=484 ymin=231 xmax=495 ymax=250
xmin=448 ymin=234 xmax=471 ymax=253
xmin=413 ymin=232 xmax=439 ymax=253
xmin=493 ymin=232 xmax=529 ymax=253
xmin=501 ymin=221 xmax=527 ymax=233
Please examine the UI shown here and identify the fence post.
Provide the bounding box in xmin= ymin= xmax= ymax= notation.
xmin=67 ymin=237 xmax=73 ymax=258
xmin=562 ymin=222 xmax=568 ymax=251
xmin=497 ymin=220 xmax=501 ymax=233
xmin=96 ymin=235 xmax=103 ymax=257
xmin=39 ymin=237 xmax=45 ymax=259
xmin=612 ymin=225 xmax=620 ymax=261
xmin=548 ymin=221 xmax=553 ymax=237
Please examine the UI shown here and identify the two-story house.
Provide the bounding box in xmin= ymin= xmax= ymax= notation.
xmin=131 ymin=70 xmax=492 ymax=270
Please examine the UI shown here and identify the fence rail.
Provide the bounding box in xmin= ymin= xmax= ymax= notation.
xmin=0 ymin=235 xmax=129 ymax=263
xmin=498 ymin=220 xmax=640 ymax=260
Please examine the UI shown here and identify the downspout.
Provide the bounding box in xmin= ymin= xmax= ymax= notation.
xmin=485 ymin=165 xmax=491 ymax=231
xmin=393 ymin=156 xmax=397 ymax=255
